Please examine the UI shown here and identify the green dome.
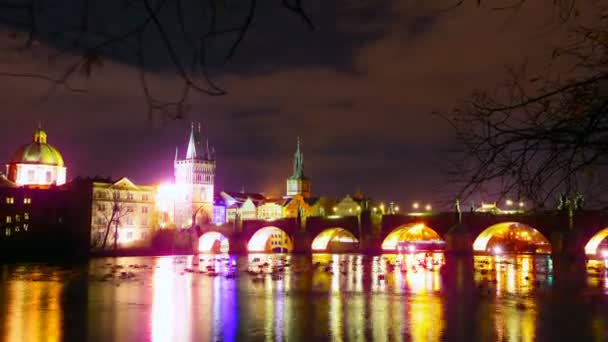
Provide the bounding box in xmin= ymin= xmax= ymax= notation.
xmin=9 ymin=129 xmax=64 ymax=166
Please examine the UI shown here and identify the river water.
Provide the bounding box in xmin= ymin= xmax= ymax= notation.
xmin=0 ymin=253 xmax=607 ymax=341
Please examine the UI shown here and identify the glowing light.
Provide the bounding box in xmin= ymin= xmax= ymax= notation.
xmin=311 ymin=228 xmax=359 ymax=251
xmin=408 ymin=245 xmax=416 ymax=253
xmin=602 ymin=249 xmax=608 ymax=259
xmin=493 ymin=246 xmax=503 ymax=254
xmin=518 ymin=201 xmax=525 ymax=208
xmin=472 ymin=222 xmax=551 ymax=253
xmin=584 ymin=228 xmax=608 ymax=256
xmin=333 ymin=207 xmax=337 ymax=212
xmin=505 ymin=199 xmax=513 ymax=206
xmin=381 ymin=223 xmax=444 ymax=251
xmin=394 ymin=206 xmax=399 ymax=212
xmin=424 ymin=204 xmax=432 ymax=211
xmin=198 ymin=232 xmax=229 ymax=253
xmin=247 ymin=226 xmax=293 ymax=252
xmin=412 ymin=202 xmax=419 ymax=210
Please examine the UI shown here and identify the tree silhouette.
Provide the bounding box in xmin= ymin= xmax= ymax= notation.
xmin=441 ymin=0 xmax=608 ymax=208
xmin=0 ymin=0 xmax=312 ymax=119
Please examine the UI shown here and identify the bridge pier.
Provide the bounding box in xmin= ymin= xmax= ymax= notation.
xmin=444 ymin=224 xmax=473 ymax=254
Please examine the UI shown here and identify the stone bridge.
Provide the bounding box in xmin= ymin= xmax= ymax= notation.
xmin=195 ymin=210 xmax=608 ymax=257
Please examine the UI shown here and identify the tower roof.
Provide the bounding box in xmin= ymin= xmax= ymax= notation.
xmin=184 ymin=122 xmax=212 ymax=160
xmin=9 ymin=127 xmax=64 ymax=167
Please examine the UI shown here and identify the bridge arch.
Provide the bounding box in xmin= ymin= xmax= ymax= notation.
xmin=584 ymin=227 xmax=608 ymax=258
xmin=311 ymin=228 xmax=359 ymax=252
xmin=247 ymin=226 xmax=293 ymax=253
xmin=198 ymin=232 xmax=229 ymax=253
xmin=381 ymin=223 xmax=444 ymax=252
xmin=472 ymin=222 xmax=551 ymax=254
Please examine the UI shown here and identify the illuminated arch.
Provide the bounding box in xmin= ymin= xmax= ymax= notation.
xmin=311 ymin=228 xmax=359 ymax=252
xmin=381 ymin=223 xmax=444 ymax=251
xmin=584 ymin=227 xmax=608 ymax=256
xmin=198 ymin=232 xmax=229 ymax=253
xmin=472 ymin=222 xmax=551 ymax=254
xmin=247 ymin=226 xmax=293 ymax=253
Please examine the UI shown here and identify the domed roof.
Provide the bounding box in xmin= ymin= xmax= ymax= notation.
xmin=9 ymin=128 xmax=64 ymax=167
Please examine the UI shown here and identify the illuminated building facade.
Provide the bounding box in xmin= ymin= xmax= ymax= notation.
xmin=90 ymin=177 xmax=156 ymax=249
xmin=6 ymin=127 xmax=66 ymax=187
xmin=173 ymin=123 xmax=215 ymax=228
xmin=257 ymin=201 xmax=284 ymax=221
xmin=333 ymin=195 xmax=362 ymax=217
xmin=286 ymin=138 xmax=311 ymax=198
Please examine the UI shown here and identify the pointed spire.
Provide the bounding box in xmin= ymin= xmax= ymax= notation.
xmin=174 ymin=147 xmax=179 ymax=161
xmin=186 ymin=122 xmax=199 ymax=159
xmin=292 ymin=137 xmax=304 ymax=178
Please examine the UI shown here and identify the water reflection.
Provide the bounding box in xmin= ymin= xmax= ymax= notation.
xmin=4 ymin=270 xmax=63 ymax=342
xmin=474 ymin=254 xmax=552 ymax=295
xmin=1 ymin=253 xmax=608 ymax=341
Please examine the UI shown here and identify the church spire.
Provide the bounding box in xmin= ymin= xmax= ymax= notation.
xmin=186 ymin=122 xmax=200 ymax=159
xmin=291 ymin=137 xmax=304 ymax=179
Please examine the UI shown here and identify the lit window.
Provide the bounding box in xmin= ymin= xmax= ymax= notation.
xmin=6 ymin=197 xmax=14 ymax=204
xmin=23 ymin=224 xmax=28 ymax=231
xmin=15 ymin=215 xmax=20 ymax=222
xmin=142 ymin=206 xmax=148 ymax=213
xmin=46 ymin=171 xmax=52 ymax=183
xmin=23 ymin=198 xmax=31 ymax=204
xmin=127 ymin=193 xmax=134 ymax=200
xmin=15 ymin=226 xmax=20 ymax=232
xmin=126 ymin=216 xmax=133 ymax=225
xmin=27 ymin=170 xmax=35 ymax=181
xmin=5 ymin=228 xmax=10 ymax=236
xmin=6 ymin=216 xmax=11 ymax=223
xmin=24 ymin=213 xmax=29 ymax=220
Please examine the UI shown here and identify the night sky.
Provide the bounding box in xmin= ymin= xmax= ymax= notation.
xmin=0 ymin=1 xmax=568 ymax=207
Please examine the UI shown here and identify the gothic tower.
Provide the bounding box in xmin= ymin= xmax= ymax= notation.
xmin=174 ymin=123 xmax=215 ymax=227
xmin=286 ymin=138 xmax=311 ymax=198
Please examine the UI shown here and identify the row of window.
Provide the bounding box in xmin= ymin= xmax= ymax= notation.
xmin=96 ymin=191 xmax=150 ymax=202
xmin=96 ymin=204 xmax=149 ymax=213
xmin=94 ymin=216 xmax=148 ymax=226
xmin=6 ymin=213 xmax=29 ymax=223
xmin=94 ymin=230 xmax=148 ymax=241
xmin=5 ymin=197 xmax=31 ymax=205
xmin=270 ymin=239 xmax=288 ymax=246
xmin=4 ymin=224 xmax=29 ymax=236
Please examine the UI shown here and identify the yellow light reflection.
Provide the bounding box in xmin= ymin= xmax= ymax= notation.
xmin=5 ymin=276 xmax=63 ymax=342
xmin=472 ymin=222 xmax=551 ymax=254
xmin=409 ymin=295 xmax=444 ymax=342
xmin=381 ymin=223 xmax=444 ymax=251
xmin=584 ymin=227 xmax=608 ymax=257
xmin=311 ymin=228 xmax=359 ymax=252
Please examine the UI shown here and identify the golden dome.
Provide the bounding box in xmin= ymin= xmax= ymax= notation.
xmin=9 ymin=128 xmax=64 ymax=166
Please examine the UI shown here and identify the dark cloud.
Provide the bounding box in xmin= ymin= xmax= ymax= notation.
xmin=0 ymin=0 xmax=570 ymax=208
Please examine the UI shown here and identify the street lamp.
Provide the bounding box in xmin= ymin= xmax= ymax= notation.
xmin=425 ymin=204 xmax=432 ymax=211
xmin=506 ymin=199 xmax=513 ymax=206
xmin=412 ymin=202 xmax=419 ymax=210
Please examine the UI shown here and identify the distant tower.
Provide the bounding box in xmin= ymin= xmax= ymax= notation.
xmin=286 ymin=138 xmax=311 ymax=198
xmin=174 ymin=123 xmax=215 ymax=228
